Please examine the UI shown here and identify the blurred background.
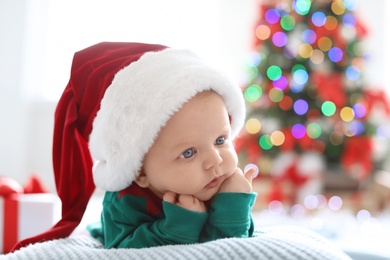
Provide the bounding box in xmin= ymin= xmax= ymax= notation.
xmin=1 ymin=0 xmax=390 ymax=257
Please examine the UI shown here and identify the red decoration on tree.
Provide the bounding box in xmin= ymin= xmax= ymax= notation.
xmin=311 ymin=72 xmax=346 ymax=108
xmin=364 ymin=89 xmax=390 ymax=116
xmin=341 ymin=136 xmax=373 ymax=181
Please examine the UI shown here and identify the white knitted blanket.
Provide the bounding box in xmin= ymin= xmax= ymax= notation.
xmin=1 ymin=226 xmax=351 ymax=260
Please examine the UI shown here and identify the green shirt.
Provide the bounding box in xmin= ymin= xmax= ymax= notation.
xmin=89 ymin=183 xmax=256 ymax=249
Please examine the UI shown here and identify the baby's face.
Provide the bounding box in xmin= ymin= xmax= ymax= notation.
xmin=139 ymin=91 xmax=238 ymax=201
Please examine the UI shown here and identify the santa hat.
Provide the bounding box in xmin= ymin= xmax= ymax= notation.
xmin=90 ymin=45 xmax=245 ymax=191
xmin=12 ymin=42 xmax=245 ymax=251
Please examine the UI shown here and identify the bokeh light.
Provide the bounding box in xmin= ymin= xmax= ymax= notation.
xmin=256 ymin=24 xmax=271 ymax=40
xmin=267 ymin=65 xmax=282 ymax=80
xmin=346 ymin=66 xmax=360 ymax=80
xmin=294 ymin=99 xmax=309 ymax=115
xmin=321 ymin=101 xmax=336 ymax=116
xmin=268 ymin=200 xmax=284 ymax=214
xmin=292 ymin=124 xmax=306 ymax=139
xmin=307 ymin=122 xmax=322 ymax=139
xmin=352 ymin=103 xmax=367 ymax=118
xmin=318 ymin=37 xmax=332 ymax=51
xmin=347 ymin=121 xmax=364 ymax=136
xmin=290 ymin=81 xmax=305 ymax=93
xmin=265 ymin=8 xmax=280 ymax=24
xmin=331 ymin=1 xmax=346 ymax=15
xmin=310 ymin=49 xmax=325 ymax=64
xmin=312 ymin=12 xmax=326 ymax=27
xmin=316 ymin=194 xmax=328 ymax=208
xmin=328 ymin=47 xmax=343 ymax=62
xmin=328 ymin=196 xmax=343 ymax=211
xmin=271 ymin=130 xmax=285 ymax=146
xmin=259 ymin=135 xmax=273 ymax=150
xmin=294 ymin=0 xmax=312 ymax=15
xmin=290 ymin=204 xmax=305 ymax=219
xmin=302 ymin=29 xmax=316 ymax=44
xmin=269 ymin=88 xmax=284 ymax=102
xmin=299 ymin=44 xmax=313 ymax=58
xmin=356 ymin=209 xmax=371 ymax=223
xmin=343 ymin=13 xmax=357 ymax=27
xmin=273 ymin=75 xmax=288 ymax=90
xmin=245 ymin=118 xmax=262 ymax=134
xmin=329 ymin=132 xmax=344 ymax=146
xmin=244 ymin=84 xmax=262 ymax=102
xmin=304 ymin=194 xmax=318 ymax=209
xmin=248 ymin=52 xmax=262 ymax=66
xmin=293 ymin=69 xmax=309 ymax=85
xmin=279 ymin=96 xmax=293 ymax=110
xmin=272 ymin=31 xmax=288 ymax=47
xmin=324 ymin=15 xmax=338 ymax=30
xmin=281 ymin=15 xmax=295 ymax=30
xmin=340 ymin=107 xmax=355 ymax=122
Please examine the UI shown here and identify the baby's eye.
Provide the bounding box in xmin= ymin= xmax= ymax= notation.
xmin=215 ymin=136 xmax=225 ymax=145
xmin=180 ymin=148 xmax=196 ymax=159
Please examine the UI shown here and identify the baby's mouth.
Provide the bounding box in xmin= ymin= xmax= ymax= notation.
xmin=205 ymin=176 xmax=222 ymax=189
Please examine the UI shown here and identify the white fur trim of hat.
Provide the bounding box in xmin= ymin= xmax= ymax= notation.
xmin=89 ymin=48 xmax=245 ymax=191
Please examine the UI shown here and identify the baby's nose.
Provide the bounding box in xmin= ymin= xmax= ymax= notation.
xmin=203 ymin=148 xmax=223 ymax=170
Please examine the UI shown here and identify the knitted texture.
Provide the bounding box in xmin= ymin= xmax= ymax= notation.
xmin=1 ymin=226 xmax=351 ymax=260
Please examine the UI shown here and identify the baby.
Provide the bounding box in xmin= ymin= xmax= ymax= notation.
xmin=11 ymin=42 xmax=257 ymax=251
xmin=87 ymin=44 xmax=257 ymax=248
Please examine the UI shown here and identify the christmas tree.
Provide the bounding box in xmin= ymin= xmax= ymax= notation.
xmin=236 ymin=0 xmax=390 ymax=205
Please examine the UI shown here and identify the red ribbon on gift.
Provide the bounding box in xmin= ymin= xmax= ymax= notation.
xmin=2 ymin=195 xmax=19 ymax=253
xmin=0 ymin=177 xmax=22 ymax=253
xmin=0 ymin=175 xmax=48 ymax=253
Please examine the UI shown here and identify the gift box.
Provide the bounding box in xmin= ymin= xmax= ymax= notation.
xmin=0 ymin=193 xmax=60 ymax=253
xmin=0 ymin=176 xmax=61 ymax=253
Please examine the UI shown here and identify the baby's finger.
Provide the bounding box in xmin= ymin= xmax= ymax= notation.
xmin=163 ymin=191 xmax=177 ymax=204
xmin=177 ymin=194 xmax=193 ymax=205
xmin=244 ymin=163 xmax=259 ymax=182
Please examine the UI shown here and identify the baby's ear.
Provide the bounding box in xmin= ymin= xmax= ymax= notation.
xmin=134 ymin=170 xmax=150 ymax=188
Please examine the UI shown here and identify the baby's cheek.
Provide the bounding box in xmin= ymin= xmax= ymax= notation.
xmin=227 ymin=148 xmax=239 ymax=169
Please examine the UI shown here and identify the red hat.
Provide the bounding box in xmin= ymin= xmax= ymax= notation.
xmin=12 ymin=42 xmax=245 ymax=251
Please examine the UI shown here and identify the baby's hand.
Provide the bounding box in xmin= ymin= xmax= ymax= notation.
xmin=218 ymin=165 xmax=258 ymax=193
xmin=163 ymin=191 xmax=207 ymax=213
